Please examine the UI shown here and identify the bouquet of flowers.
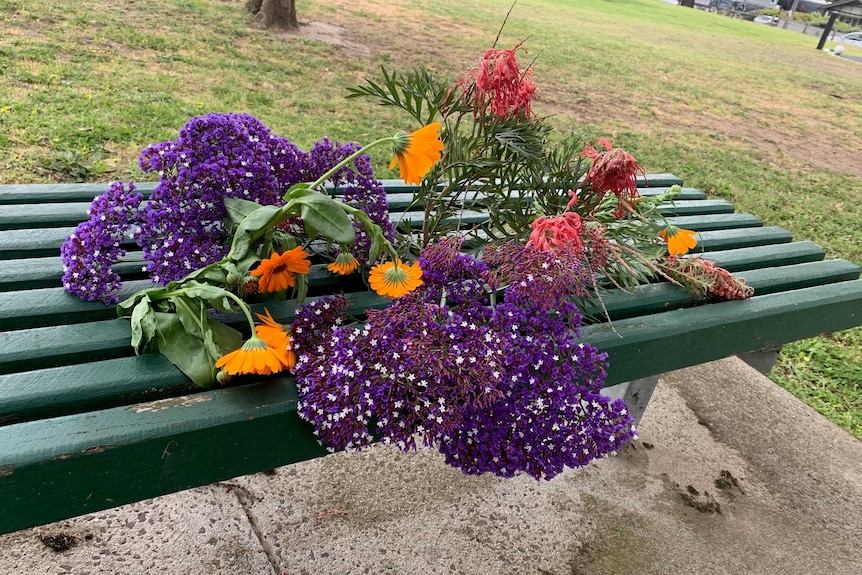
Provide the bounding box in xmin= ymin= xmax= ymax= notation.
xmin=60 ymin=39 xmax=751 ymax=480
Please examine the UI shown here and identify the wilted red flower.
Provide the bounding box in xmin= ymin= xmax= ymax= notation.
xmin=528 ymin=212 xmax=585 ymax=255
xmin=582 ymin=139 xmax=646 ymax=218
xmin=473 ymin=45 xmax=536 ymax=120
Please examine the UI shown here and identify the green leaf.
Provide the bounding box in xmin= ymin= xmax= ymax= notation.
xmin=223 ymin=197 xmax=267 ymax=227
xmin=229 ymin=204 xmax=283 ymax=260
xmin=117 ymin=287 xmax=168 ymax=317
xmin=180 ymin=281 xmax=236 ymax=313
xmin=153 ymin=310 xmax=239 ymax=387
xmin=129 ymin=296 xmax=158 ymax=354
xmin=295 ymin=193 xmax=355 ymax=244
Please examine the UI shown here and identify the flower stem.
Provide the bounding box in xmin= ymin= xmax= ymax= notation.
xmin=289 ymin=136 xmax=395 ymax=200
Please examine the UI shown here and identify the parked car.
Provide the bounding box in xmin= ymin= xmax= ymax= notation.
xmin=837 ymin=32 xmax=862 ymax=46
xmin=753 ymin=15 xmax=780 ymax=25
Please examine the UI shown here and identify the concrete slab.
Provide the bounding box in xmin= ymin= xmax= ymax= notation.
xmin=0 ymin=485 xmax=272 ymax=574
xmin=231 ymin=357 xmax=862 ymax=574
xmin=2 ymin=356 xmax=861 ymax=574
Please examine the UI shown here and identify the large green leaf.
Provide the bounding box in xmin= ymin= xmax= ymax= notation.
xmin=153 ymin=311 xmax=229 ymax=387
xmin=129 ymin=296 xmax=158 ymax=355
xmin=296 ymin=193 xmax=355 ymax=244
xmin=224 ymin=197 xmax=266 ymax=227
xmin=229 ymin=204 xmax=284 ymax=260
xmin=180 ymin=281 xmax=237 ymax=313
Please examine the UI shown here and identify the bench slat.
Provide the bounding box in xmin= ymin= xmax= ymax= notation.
xmin=694 ymin=227 xmax=793 ymax=251
xmin=0 ymin=378 xmax=326 ymax=535
xmin=0 ymin=354 xmax=190 ymax=426
xmin=0 ymin=228 xmax=74 ymax=260
xmin=586 ymin=279 xmax=862 ymax=386
xmin=700 ymin=241 xmax=824 ymax=271
xmin=664 ymin=213 xmax=763 ymax=231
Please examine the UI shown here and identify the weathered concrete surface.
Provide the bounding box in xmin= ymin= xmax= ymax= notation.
xmin=1 ymin=356 xmax=861 ymax=574
xmin=0 ymin=484 xmax=273 ymax=574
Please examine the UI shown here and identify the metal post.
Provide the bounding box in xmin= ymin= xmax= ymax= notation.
xmin=817 ymin=13 xmax=838 ymax=50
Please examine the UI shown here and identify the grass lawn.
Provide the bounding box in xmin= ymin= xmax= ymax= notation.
xmin=1 ymin=0 xmax=860 ymax=438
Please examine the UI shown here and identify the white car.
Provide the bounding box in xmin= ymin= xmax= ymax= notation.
xmin=753 ymin=15 xmax=780 ymax=25
xmin=838 ymin=32 xmax=862 ymax=46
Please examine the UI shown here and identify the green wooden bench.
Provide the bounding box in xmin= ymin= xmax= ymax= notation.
xmin=2 ymin=174 xmax=862 ymax=535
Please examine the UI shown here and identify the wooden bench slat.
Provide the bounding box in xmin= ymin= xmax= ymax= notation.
xmin=693 ymin=227 xmax=793 ymax=251
xmin=584 ymin=278 xmax=862 ymax=386
xmin=0 ymin=203 xmax=93 ymax=231
xmin=700 ymin=241 xmax=825 ymax=271
xmin=0 ymin=378 xmax=326 ymax=535
xmin=664 ymin=213 xmax=763 ymax=231
xmin=0 ymin=227 xmax=74 ymax=260
xmin=735 ymin=260 xmax=861 ymax=295
xmin=580 ymin=258 xmax=860 ymax=322
xmin=0 ymin=255 xmax=147 ymax=292
xmin=0 ymin=354 xmax=189 ymax=426
xmin=0 ymin=182 xmax=157 ymax=205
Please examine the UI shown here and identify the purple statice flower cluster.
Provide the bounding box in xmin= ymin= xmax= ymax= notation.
xmin=136 ymin=113 xmax=303 ymax=284
xmin=61 ymin=181 xmax=143 ymax=304
xmin=293 ymin=240 xmax=637 ymax=480
xmin=61 ymin=113 xmax=394 ymax=302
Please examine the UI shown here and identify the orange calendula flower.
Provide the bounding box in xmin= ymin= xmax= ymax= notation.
xmin=250 ymin=246 xmax=311 ymax=293
xmin=660 ymin=228 xmax=698 ymax=256
xmin=390 ymin=123 xmax=444 ymax=185
xmin=215 ymin=336 xmax=290 ymax=376
xmin=255 ymin=308 xmax=297 ymax=370
xmin=327 ymin=251 xmax=360 ymax=276
xmin=369 ymin=260 xmax=423 ymax=298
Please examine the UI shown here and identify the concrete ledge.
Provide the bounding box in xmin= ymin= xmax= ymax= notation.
xmin=2 ymin=357 xmax=860 ymax=574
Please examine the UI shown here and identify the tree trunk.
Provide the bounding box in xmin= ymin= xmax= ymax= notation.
xmin=250 ymin=0 xmax=299 ymax=31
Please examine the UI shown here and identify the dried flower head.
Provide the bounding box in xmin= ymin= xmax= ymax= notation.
xmin=582 ymin=139 xmax=646 ymax=218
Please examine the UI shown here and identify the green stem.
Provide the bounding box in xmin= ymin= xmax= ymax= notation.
xmin=286 ymin=136 xmax=396 ymax=201
xmin=222 ymin=290 xmax=257 ymax=334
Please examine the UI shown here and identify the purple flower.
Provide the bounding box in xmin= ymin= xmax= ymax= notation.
xmin=61 ymin=181 xmax=143 ymax=304
xmin=293 ymin=238 xmax=636 ymax=480
xmin=61 ymin=113 xmax=396 ymax=299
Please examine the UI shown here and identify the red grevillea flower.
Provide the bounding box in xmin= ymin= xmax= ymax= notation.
xmin=528 ymin=212 xmax=585 ymax=255
xmin=582 ymin=139 xmax=646 ymax=218
xmin=474 ymin=45 xmax=537 ymax=120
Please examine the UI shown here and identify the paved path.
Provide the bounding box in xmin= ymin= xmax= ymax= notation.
xmin=2 ymin=356 xmax=861 ymax=574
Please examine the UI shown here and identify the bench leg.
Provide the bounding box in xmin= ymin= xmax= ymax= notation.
xmin=602 ymin=375 xmax=660 ymax=426
xmin=737 ymin=346 xmax=781 ymax=375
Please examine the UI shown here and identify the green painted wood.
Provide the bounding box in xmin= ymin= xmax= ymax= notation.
xmin=0 ymin=263 xmax=377 ymax=330
xmin=665 ymin=213 xmax=763 ymax=231
xmin=638 ymin=187 xmax=707 ymax=200
xmin=586 ymin=279 xmax=862 ymax=386
xmin=0 ymin=280 xmax=153 ymax=331
xmin=579 ymin=258 xmax=860 ymax=322
xmin=0 ymin=227 xmax=75 ymax=260
xmin=0 ymin=354 xmax=190 ymax=426
xmin=0 ymin=378 xmax=327 ymax=535
xmin=0 ymin=182 xmax=157 ymax=205
xmin=3 ymin=278 xmax=862 ymax=535
xmin=700 ymin=241 xmax=825 ymax=272
xmin=0 ymin=255 xmax=148 ymax=292
xmin=0 ymin=320 xmax=134 ymax=375
xmin=0 ymin=290 xmax=392 ymax=376
xmin=0 ymin=203 xmax=92 ymax=231
xmin=657 ymin=199 xmax=734 ymax=216
xmin=693 ymin=227 xmax=793 ymax=252
xmin=733 ymin=260 xmax=861 ymax=295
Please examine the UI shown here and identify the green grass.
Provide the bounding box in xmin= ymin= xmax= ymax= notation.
xmin=2 ymin=0 xmax=862 ymax=439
